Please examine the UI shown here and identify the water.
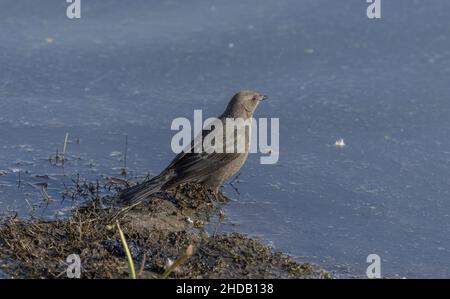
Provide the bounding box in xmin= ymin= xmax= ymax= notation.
xmin=1 ymin=0 xmax=450 ymax=278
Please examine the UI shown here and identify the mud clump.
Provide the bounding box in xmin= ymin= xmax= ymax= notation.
xmin=0 ymin=183 xmax=329 ymax=279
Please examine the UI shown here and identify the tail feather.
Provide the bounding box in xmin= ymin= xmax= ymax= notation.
xmin=118 ymin=174 xmax=168 ymax=203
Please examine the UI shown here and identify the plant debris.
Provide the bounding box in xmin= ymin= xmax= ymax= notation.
xmin=0 ymin=183 xmax=330 ymax=279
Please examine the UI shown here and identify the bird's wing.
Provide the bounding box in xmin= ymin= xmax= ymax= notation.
xmin=164 ymin=118 xmax=222 ymax=169
xmin=162 ymin=118 xmax=245 ymax=183
xmin=163 ymin=151 xmax=242 ymax=188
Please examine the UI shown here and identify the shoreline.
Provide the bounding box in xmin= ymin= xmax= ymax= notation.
xmin=0 ymin=183 xmax=331 ymax=279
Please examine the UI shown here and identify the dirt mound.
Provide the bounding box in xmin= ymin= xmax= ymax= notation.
xmin=0 ymin=184 xmax=330 ymax=279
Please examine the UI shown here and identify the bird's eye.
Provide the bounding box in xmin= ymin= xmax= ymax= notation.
xmin=252 ymin=95 xmax=258 ymax=101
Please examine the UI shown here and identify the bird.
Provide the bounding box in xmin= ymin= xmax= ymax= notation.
xmin=118 ymin=90 xmax=267 ymax=203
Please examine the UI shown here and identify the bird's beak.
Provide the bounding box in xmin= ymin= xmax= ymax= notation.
xmin=260 ymin=95 xmax=268 ymax=101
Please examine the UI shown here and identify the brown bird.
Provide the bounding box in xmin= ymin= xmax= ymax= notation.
xmin=118 ymin=90 xmax=267 ymax=202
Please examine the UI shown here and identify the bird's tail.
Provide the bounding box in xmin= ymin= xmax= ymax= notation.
xmin=118 ymin=173 xmax=170 ymax=203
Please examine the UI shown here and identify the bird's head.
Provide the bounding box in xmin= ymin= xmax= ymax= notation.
xmin=222 ymin=90 xmax=267 ymax=119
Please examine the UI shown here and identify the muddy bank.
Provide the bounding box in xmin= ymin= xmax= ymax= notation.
xmin=0 ymin=183 xmax=330 ymax=279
